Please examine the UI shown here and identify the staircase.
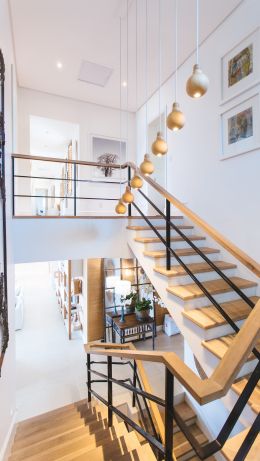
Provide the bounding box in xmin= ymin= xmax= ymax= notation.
xmin=126 ymin=215 xmax=260 ymax=458
xmin=9 ymin=398 xmax=217 ymax=461
xmin=9 ymin=399 xmax=155 ymax=461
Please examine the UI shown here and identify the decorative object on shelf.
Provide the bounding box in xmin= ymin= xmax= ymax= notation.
xmin=72 ymin=278 xmax=82 ymax=295
xmin=122 ymin=186 xmax=134 ymax=204
xmin=221 ymin=28 xmax=260 ymax=103
xmin=130 ymin=175 xmax=143 ymax=189
xmin=135 ymin=297 xmax=152 ymax=321
xmin=72 ymin=312 xmax=81 ymax=331
xmin=167 ymin=0 xmax=185 ymax=131
xmin=151 ymin=0 xmax=168 ymax=156
xmin=0 ymin=49 xmax=8 ymax=376
xmin=220 ymin=93 xmax=260 ymax=160
xmin=140 ymin=154 xmax=154 ymax=176
xmin=115 ymin=198 xmax=126 ymax=215
xmin=151 ymin=132 xmax=168 ymax=157
xmin=114 ymin=279 xmax=131 ymax=323
xmin=186 ymin=0 xmax=209 ymax=98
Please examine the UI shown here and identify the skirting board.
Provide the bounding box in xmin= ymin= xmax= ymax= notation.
xmin=0 ymin=411 xmax=17 ymax=461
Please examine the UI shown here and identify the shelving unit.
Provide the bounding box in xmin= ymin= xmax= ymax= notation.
xmin=55 ymin=260 xmax=72 ymax=339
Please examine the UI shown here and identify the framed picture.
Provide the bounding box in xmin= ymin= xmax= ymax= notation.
xmin=221 ymin=28 xmax=260 ymax=103
xmin=91 ymin=135 xmax=127 ymax=181
xmin=220 ymin=93 xmax=260 ymax=160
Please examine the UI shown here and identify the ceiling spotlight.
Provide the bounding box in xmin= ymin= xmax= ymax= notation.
xmin=56 ymin=61 xmax=63 ymax=69
xmin=122 ymin=81 xmax=127 ymax=87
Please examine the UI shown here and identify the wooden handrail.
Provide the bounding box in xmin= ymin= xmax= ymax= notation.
xmin=12 ymin=153 xmax=260 ymax=277
xmin=127 ymin=161 xmax=260 ymax=278
xmin=85 ymin=299 xmax=260 ymax=405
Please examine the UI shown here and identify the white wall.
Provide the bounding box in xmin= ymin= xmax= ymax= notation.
xmin=136 ymin=0 xmax=260 ymax=263
xmin=0 ymin=0 xmax=17 ymax=459
xmin=11 ymin=218 xmax=132 ymax=264
xmin=17 ymin=88 xmax=136 ymax=216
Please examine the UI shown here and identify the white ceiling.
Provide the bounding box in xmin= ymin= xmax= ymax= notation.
xmin=9 ymin=0 xmax=242 ymax=111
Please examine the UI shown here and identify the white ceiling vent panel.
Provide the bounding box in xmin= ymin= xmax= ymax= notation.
xmin=78 ymin=60 xmax=113 ymax=87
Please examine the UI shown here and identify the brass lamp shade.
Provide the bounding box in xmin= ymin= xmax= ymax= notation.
xmin=140 ymin=154 xmax=154 ymax=176
xmin=151 ymin=132 xmax=168 ymax=157
xmin=115 ymin=199 xmax=127 ymax=214
xmin=130 ymin=175 xmax=143 ymax=189
xmin=122 ymin=186 xmax=134 ymax=203
xmin=186 ymin=64 xmax=209 ymax=98
xmin=167 ymin=102 xmax=185 ymax=131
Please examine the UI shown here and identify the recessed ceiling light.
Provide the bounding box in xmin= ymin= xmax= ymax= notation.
xmin=56 ymin=61 xmax=63 ymax=69
xmin=122 ymin=81 xmax=127 ymax=87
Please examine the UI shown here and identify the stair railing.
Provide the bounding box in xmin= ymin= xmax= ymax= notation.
xmin=86 ymin=343 xmax=171 ymax=460
xmin=86 ymin=300 xmax=260 ymax=460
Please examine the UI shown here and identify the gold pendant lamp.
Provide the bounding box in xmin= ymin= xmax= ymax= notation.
xmin=122 ymin=185 xmax=134 ymax=203
xmin=130 ymin=174 xmax=143 ymax=189
xmin=167 ymin=0 xmax=185 ymax=132
xmin=140 ymin=153 xmax=154 ymax=176
xmin=186 ymin=0 xmax=209 ymax=98
xmin=115 ymin=199 xmax=127 ymax=214
xmin=151 ymin=0 xmax=168 ymax=156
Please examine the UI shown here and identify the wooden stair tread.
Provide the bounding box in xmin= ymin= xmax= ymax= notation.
xmin=127 ymin=225 xmax=193 ymax=230
xmin=71 ymin=443 xmax=156 ymax=461
xmin=154 ymin=261 xmax=237 ymax=278
xmin=128 ymin=215 xmax=183 ymax=220
xmin=222 ymin=429 xmax=260 ymax=461
xmin=182 ymin=296 xmax=259 ymax=329
xmin=167 ymin=277 xmax=257 ymax=301
xmin=202 ymin=334 xmax=260 ymax=362
xmin=135 ymin=235 xmax=205 ymax=243
xmin=232 ymin=375 xmax=260 ymax=413
xmin=174 ymin=423 xmax=208 ymax=459
xmin=143 ymin=247 xmax=220 ymax=258
xmin=11 ymin=422 xmax=130 ymax=461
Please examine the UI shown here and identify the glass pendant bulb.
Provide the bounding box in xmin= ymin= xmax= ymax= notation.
xmin=115 ymin=199 xmax=127 ymax=214
xmin=151 ymin=131 xmax=168 ymax=157
xmin=167 ymin=102 xmax=185 ymax=131
xmin=122 ymin=186 xmax=134 ymax=204
xmin=140 ymin=154 xmax=154 ymax=176
xmin=130 ymin=175 xmax=143 ymax=189
xmin=186 ymin=64 xmax=209 ymax=98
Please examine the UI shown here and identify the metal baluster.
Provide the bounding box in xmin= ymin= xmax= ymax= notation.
xmin=132 ymin=361 xmax=137 ymax=407
xmin=107 ymin=356 xmax=113 ymax=426
xmin=128 ymin=165 xmax=132 ymax=217
xmin=165 ymin=367 xmax=174 ymax=461
xmin=87 ymin=353 xmax=91 ymax=402
xmin=73 ymin=162 xmax=77 ymax=217
xmin=166 ymin=199 xmax=171 ymax=270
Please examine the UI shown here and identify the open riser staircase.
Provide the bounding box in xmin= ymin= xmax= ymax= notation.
xmin=126 ymin=214 xmax=259 ymax=458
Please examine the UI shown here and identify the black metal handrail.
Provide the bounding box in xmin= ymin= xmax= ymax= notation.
xmin=137 ymin=187 xmax=255 ymax=309
xmin=86 ymin=354 xmax=166 ymax=458
xmin=87 ymin=348 xmax=260 ymax=461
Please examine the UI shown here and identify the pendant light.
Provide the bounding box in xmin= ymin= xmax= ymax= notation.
xmin=151 ymin=0 xmax=168 ymax=157
xmin=115 ymin=17 xmax=126 ymax=215
xmin=186 ymin=0 xmax=209 ymax=98
xmin=122 ymin=0 xmax=134 ymax=204
xmin=130 ymin=174 xmax=143 ymax=189
xmin=167 ymin=0 xmax=185 ymax=131
xmin=140 ymin=0 xmax=154 ymax=175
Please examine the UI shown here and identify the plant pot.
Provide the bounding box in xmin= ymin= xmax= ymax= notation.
xmin=126 ymin=305 xmax=135 ymax=314
xmin=135 ymin=310 xmax=150 ymax=321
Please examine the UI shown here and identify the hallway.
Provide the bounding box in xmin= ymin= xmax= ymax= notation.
xmin=15 ymin=262 xmax=87 ymax=422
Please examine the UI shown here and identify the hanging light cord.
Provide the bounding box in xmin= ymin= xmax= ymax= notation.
xmin=175 ymin=0 xmax=178 ymax=101
xmin=145 ymin=0 xmax=148 ymax=152
xmin=196 ymin=0 xmax=199 ymax=65
xmin=126 ymin=0 xmax=129 ymax=163
xmin=136 ymin=0 xmax=138 ymax=110
xmin=159 ymin=0 xmax=162 ymax=132
xmin=119 ymin=16 xmax=122 ymax=196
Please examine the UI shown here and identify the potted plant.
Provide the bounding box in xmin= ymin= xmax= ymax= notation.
xmin=135 ymin=297 xmax=152 ymax=321
xmin=123 ymin=291 xmax=137 ymax=314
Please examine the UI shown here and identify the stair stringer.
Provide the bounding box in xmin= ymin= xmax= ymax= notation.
xmin=127 ymin=230 xmax=257 ymax=438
